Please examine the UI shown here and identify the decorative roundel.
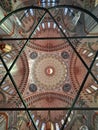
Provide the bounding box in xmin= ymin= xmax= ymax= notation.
xmin=63 ymin=83 xmax=71 ymax=92
xmin=61 ymin=51 xmax=69 ymax=59
xmin=29 ymin=84 xmax=37 ymax=92
xmin=30 ymin=52 xmax=38 ymax=59
xmin=32 ymin=54 xmax=67 ymax=89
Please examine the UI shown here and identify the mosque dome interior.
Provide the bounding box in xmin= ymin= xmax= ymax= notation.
xmin=0 ymin=0 xmax=98 ymax=130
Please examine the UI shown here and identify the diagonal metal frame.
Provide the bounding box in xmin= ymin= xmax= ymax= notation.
xmin=46 ymin=7 xmax=98 ymax=130
xmin=1 ymin=5 xmax=97 ymax=83
xmin=60 ymin=51 xmax=98 ymax=130
xmin=0 ymin=6 xmax=47 ymax=25
xmin=0 ymin=15 xmax=46 ymax=88
xmin=0 ymin=5 xmax=98 ymax=84
xmin=0 ymin=55 xmax=38 ymax=130
xmin=0 ymin=9 xmax=47 ymax=130
xmin=0 ymin=5 xmax=98 ymax=130
xmin=47 ymin=7 xmax=98 ymax=84
xmin=20 ymin=9 xmax=30 ymax=21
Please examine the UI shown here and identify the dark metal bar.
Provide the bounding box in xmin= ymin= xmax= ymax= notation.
xmin=0 ymin=12 xmax=46 ymax=89
xmin=49 ymin=5 xmax=98 ymax=23
xmin=46 ymin=9 xmax=98 ymax=130
xmin=0 ymin=58 xmax=38 ymax=130
xmin=0 ymin=6 xmax=47 ymax=26
xmin=0 ymin=5 xmax=97 ymax=130
xmin=47 ymin=9 xmax=98 ymax=84
xmin=0 ymin=55 xmax=38 ymax=130
xmin=0 ymin=12 xmax=47 ymax=130
xmin=0 ymin=107 xmax=98 ymax=111
xmin=0 ymin=36 xmax=98 ymax=41
xmin=60 ymin=51 xmax=98 ymax=130
xmin=0 ymin=5 xmax=98 ymax=26
xmin=20 ymin=9 xmax=29 ymax=21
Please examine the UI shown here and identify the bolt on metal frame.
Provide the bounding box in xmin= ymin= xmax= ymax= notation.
xmin=0 ymin=5 xmax=98 ymax=130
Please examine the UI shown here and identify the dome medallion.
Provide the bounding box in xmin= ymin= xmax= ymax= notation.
xmin=32 ymin=54 xmax=67 ymax=90
xmin=45 ymin=66 xmax=55 ymax=76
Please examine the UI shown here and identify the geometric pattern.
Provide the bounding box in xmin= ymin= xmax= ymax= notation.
xmin=32 ymin=54 xmax=67 ymax=89
xmin=0 ymin=4 xmax=98 ymax=130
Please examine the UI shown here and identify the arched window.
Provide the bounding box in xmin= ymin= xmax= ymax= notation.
xmin=41 ymin=123 xmax=45 ymax=130
xmin=36 ymin=119 xmax=39 ymax=126
xmin=55 ymin=123 xmax=60 ymax=130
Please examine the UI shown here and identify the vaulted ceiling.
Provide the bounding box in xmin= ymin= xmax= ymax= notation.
xmin=0 ymin=0 xmax=98 ymax=130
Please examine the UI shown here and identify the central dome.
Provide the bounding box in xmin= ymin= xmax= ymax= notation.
xmin=32 ymin=54 xmax=67 ymax=89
